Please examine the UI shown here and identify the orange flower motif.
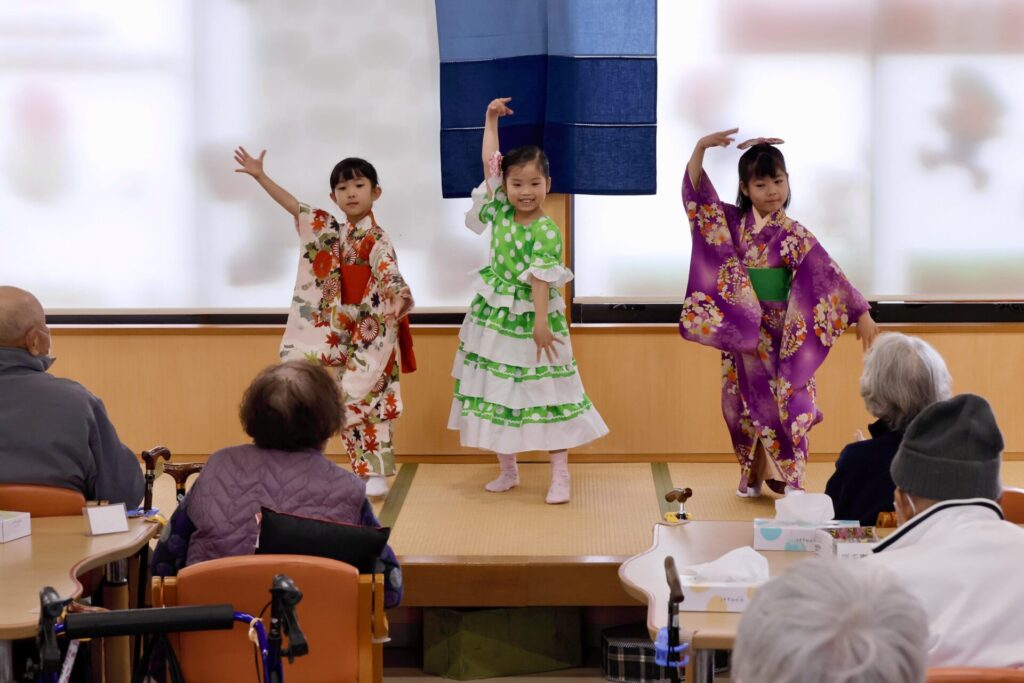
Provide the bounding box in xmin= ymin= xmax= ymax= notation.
xmin=312 ymin=210 xmax=329 ymax=233
xmin=357 ymin=236 xmax=376 ymax=261
xmin=364 ymin=423 xmax=378 ymax=439
xmin=313 ymin=251 xmax=334 ymax=279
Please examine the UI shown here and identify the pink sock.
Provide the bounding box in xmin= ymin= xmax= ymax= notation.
xmin=485 ymin=453 xmax=519 ymax=492
xmin=546 ymin=450 xmax=570 ymax=504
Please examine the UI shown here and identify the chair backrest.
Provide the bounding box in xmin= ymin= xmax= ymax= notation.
xmin=999 ymin=487 xmax=1024 ymax=524
xmin=927 ymin=668 xmax=1024 ymax=682
xmin=0 ymin=483 xmax=86 ymax=517
xmin=153 ymin=554 xmax=385 ymax=683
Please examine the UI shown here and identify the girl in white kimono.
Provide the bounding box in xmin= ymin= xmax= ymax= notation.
xmin=234 ymin=148 xmax=415 ymax=497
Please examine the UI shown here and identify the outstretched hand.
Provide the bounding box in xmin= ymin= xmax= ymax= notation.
xmin=533 ymin=323 xmax=565 ymax=364
xmin=486 ymin=97 xmax=514 ymax=118
xmin=696 ymin=128 xmax=739 ymax=152
xmin=233 ymin=146 xmax=266 ymax=177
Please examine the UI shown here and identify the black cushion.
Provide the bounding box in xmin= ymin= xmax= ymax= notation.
xmin=255 ymin=507 xmax=390 ymax=574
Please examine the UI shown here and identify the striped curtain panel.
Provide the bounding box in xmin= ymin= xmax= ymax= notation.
xmin=436 ymin=0 xmax=657 ymax=198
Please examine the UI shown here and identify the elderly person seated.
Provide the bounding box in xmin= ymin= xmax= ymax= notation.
xmin=732 ymin=557 xmax=929 ymax=683
xmin=825 ymin=333 xmax=951 ymax=525
xmin=152 ymin=360 xmax=402 ymax=606
xmin=865 ymin=393 xmax=1024 ymax=668
xmin=0 ymin=286 xmax=143 ymax=506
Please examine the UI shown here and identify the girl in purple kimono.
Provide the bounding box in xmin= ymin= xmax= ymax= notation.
xmin=680 ymin=128 xmax=878 ymax=496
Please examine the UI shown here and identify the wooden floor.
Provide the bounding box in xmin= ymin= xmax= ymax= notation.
xmin=152 ymin=459 xmax=1024 ymax=607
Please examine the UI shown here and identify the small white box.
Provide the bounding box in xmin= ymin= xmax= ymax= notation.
xmin=753 ymin=518 xmax=860 ymax=551
xmin=678 ymin=576 xmax=765 ymax=612
xmin=0 ymin=510 xmax=31 ymax=543
xmin=813 ymin=528 xmax=880 ymax=559
xmin=83 ymin=503 xmax=129 ymax=535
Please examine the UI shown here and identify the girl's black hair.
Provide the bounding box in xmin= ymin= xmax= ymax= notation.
xmin=735 ymin=143 xmax=791 ymax=214
xmin=329 ymin=157 xmax=379 ymax=189
xmin=501 ymin=145 xmax=550 ymax=178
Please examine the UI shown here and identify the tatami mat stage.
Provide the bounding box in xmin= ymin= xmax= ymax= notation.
xmin=153 ymin=460 xmax=1024 ymax=608
xmin=375 ymin=460 xmax=1024 ymax=607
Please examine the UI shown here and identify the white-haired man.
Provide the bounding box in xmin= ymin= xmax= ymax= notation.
xmin=0 ymin=286 xmax=143 ymax=505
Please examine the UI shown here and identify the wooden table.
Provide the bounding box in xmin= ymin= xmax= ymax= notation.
xmin=618 ymin=521 xmax=811 ymax=683
xmin=0 ymin=515 xmax=159 ymax=681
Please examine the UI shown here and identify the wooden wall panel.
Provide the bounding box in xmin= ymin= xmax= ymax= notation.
xmin=49 ymin=325 xmax=1024 ymax=459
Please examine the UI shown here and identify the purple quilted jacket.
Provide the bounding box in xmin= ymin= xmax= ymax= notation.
xmin=186 ymin=444 xmax=365 ymax=566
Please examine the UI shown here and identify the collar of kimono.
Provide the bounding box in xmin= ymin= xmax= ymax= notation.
xmin=750 ymin=206 xmax=786 ymax=233
xmin=346 ymin=210 xmax=378 ymax=233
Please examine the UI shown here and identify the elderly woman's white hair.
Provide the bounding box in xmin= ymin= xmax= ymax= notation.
xmin=732 ymin=558 xmax=928 ymax=683
xmin=859 ymin=332 xmax=952 ymax=431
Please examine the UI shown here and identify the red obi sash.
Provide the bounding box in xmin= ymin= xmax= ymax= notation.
xmin=341 ymin=264 xmax=416 ymax=373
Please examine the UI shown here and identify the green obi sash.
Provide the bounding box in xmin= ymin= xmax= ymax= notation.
xmin=747 ymin=267 xmax=791 ymax=302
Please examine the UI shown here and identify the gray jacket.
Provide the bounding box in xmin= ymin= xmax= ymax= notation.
xmin=0 ymin=347 xmax=143 ymax=506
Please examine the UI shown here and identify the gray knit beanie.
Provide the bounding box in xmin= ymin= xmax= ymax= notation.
xmin=890 ymin=393 xmax=1003 ymax=501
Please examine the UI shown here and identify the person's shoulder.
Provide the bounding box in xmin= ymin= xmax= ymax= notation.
xmin=835 ymin=436 xmax=895 ymax=470
xmin=39 ymin=374 xmax=103 ymax=409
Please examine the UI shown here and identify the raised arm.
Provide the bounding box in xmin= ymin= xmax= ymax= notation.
xmin=482 ymin=98 xmax=514 ymax=180
xmin=234 ymin=146 xmax=300 ymax=218
xmin=687 ymin=128 xmax=739 ymax=189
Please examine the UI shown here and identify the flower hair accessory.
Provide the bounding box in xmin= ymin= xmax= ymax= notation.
xmin=487 ymin=150 xmax=503 ymax=178
xmin=737 ymin=137 xmax=785 ymax=150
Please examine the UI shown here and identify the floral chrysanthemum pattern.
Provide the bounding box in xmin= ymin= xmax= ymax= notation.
xmin=781 ymin=310 xmax=808 ymax=359
xmin=770 ymin=377 xmax=793 ymax=421
xmin=790 ymin=412 xmax=815 ymax=447
xmin=716 ymin=257 xmax=752 ymax=305
xmin=722 ymin=355 xmax=739 ymax=395
xmin=696 ymin=203 xmax=731 ymax=245
xmin=756 ymin=327 xmax=774 ymax=363
xmin=680 ymin=291 xmax=724 ymax=341
xmin=813 ymin=295 xmax=849 ymax=347
xmin=780 ymin=224 xmax=814 ymax=269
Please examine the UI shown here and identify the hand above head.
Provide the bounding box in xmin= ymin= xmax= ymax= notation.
xmin=486 ymin=97 xmax=515 ymax=119
xmin=696 ymin=128 xmax=739 ymax=151
xmin=234 ymin=146 xmax=266 ymax=178
xmin=737 ymin=136 xmax=785 ymax=150
xmin=855 ymin=311 xmax=879 ymax=352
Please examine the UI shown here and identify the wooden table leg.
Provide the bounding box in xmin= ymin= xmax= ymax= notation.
xmin=102 ymin=559 xmax=130 ymax=683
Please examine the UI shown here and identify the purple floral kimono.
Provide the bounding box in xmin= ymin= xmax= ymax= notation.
xmin=679 ymin=171 xmax=869 ymax=489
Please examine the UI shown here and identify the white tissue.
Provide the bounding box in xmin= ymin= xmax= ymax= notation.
xmin=774 ymin=493 xmax=835 ymax=524
xmin=682 ymin=546 xmax=770 ymax=583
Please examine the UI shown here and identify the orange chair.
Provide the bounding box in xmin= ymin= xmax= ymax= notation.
xmin=0 ymin=483 xmax=86 ymax=516
xmin=999 ymin=487 xmax=1024 ymax=524
xmin=927 ymin=668 xmax=1024 ymax=682
xmin=153 ymin=555 xmax=387 ymax=683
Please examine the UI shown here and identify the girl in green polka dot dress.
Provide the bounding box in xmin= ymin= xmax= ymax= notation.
xmin=448 ymin=97 xmax=609 ymax=504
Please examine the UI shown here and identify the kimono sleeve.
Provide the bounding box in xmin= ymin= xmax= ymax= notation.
xmin=518 ymin=220 xmax=573 ymax=287
xmin=465 ymin=176 xmax=505 ymax=235
xmin=682 ymin=170 xmax=743 ymax=234
xmin=678 ymin=171 xmax=760 ymax=353
xmin=369 ymin=231 xmax=411 ymax=301
xmin=778 ymin=240 xmax=870 ymax=388
xmin=295 ymin=202 xmax=334 ymax=243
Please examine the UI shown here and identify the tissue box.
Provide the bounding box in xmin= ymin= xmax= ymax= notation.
xmin=753 ymin=518 xmax=859 ymax=551
xmin=678 ymin=576 xmax=765 ymax=612
xmin=0 ymin=511 xmax=31 ymax=543
xmin=814 ymin=527 xmax=879 ymax=559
